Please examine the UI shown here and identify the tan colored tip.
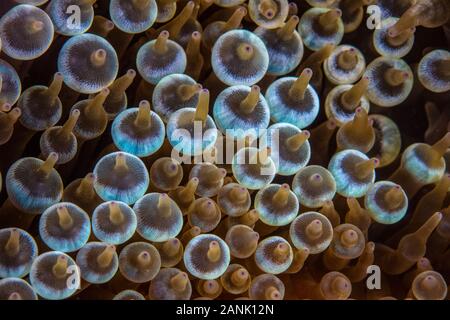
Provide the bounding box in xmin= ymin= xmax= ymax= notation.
xmin=417 ymin=257 xmax=432 ymax=270
xmin=286 ymin=130 xmax=310 ymax=151
xmin=240 ymin=209 xmax=260 ymax=226
xmin=278 ymin=15 xmax=299 ymax=41
xmin=387 ymin=7 xmax=418 ymax=37
xmin=186 ymin=31 xmax=202 ymax=58
xmin=250 ymin=230 xmax=260 ymax=242
xmin=162 ymin=238 xmax=182 ymax=256
xmin=338 ymin=107 xmax=374 ymax=151
xmin=76 ymin=173 xmax=95 ymax=197
xmin=109 ymin=70 xmax=136 ymax=99
xmin=202 ymin=280 xmax=220 ymax=295
xmin=273 ymin=242 xmax=290 ymax=260
xmin=346 ymin=197 xmax=362 ymax=212
xmin=258 ymin=0 xmax=277 ymax=20
xmin=154 ymin=30 xmax=170 ymax=54
xmin=91 ymin=16 xmax=114 ymax=36
xmin=194 ymin=89 xmax=210 ymax=124
xmin=387 ymin=27 xmax=415 ymax=47
xmin=46 ymin=73 xmax=64 ymax=101
xmin=60 ymin=109 xmax=80 ymax=140
xmin=355 ymin=157 xmax=379 ymax=179
xmin=289 ymin=68 xmax=312 ymax=100
xmin=126 ymin=68 xmax=137 ymax=78
xmin=265 ymin=286 xmax=282 ymax=300
xmin=160 ymin=1 xmax=195 ymax=37
xmin=179 ymin=178 xmax=199 ymax=199
xmin=413 ymin=212 xmax=442 ymax=242
xmin=255 ymin=147 xmax=272 ymax=165
xmin=272 ymin=184 xmax=290 ymax=207
xmin=180 ymin=177 xmax=199 ymax=198
xmin=340 ymin=229 xmax=359 ymax=248
xmin=330 ymin=275 xmax=350 ymax=296
xmin=57 ymin=206 xmax=74 ymax=230
xmin=322 ymin=200 xmax=335 ymax=211
xmin=190 ymin=30 xmax=202 ymax=40
xmin=134 ymin=100 xmax=152 ymax=128
xmin=320 ymin=200 xmax=340 ymax=227
xmin=114 ymin=152 xmax=128 ymax=171
xmin=86 ymin=88 xmax=109 ymax=116
xmin=337 ymin=48 xmax=358 ymax=71
xmin=417 ymin=273 xmax=441 ymax=293
xmin=350 ymin=107 xmax=371 ymax=131
xmin=300 ymin=43 xmax=336 ymax=73
xmin=97 ymin=245 xmax=116 ymax=268
xmin=181 ymin=226 xmax=202 ymax=245
xmin=236 ymin=43 xmax=254 ymax=61
xmin=52 ymin=255 xmax=68 ymax=279
xmin=207 ymin=241 xmax=221 ymax=262
xmin=384 ymin=185 xmax=405 ymax=210
xmin=108 ymin=202 xmax=124 ymax=225
xmin=157 ymin=193 xmax=172 ymax=217
xmin=224 ymin=7 xmax=247 ymax=31
xmin=158 ymin=193 xmax=172 ymax=216
xmin=384 ymin=68 xmax=409 ymax=87
xmin=38 ymin=152 xmax=58 ymax=176
xmin=431 ymin=132 xmax=450 ymax=159
xmin=240 ymin=85 xmax=260 ymax=114
xmin=90 ymin=49 xmax=107 ymax=67
xmin=189 ymin=226 xmax=202 ymax=237
xmin=288 ymin=248 xmax=310 ymax=273
xmin=318 ymin=9 xmax=342 ymax=33
xmin=171 ymin=271 xmax=189 ymax=292
xmin=309 ymin=173 xmax=324 ymax=186
xmin=178 ymin=83 xmax=202 ymax=102
xmin=137 ymin=251 xmax=152 ymax=268
xmin=366 ymin=241 xmax=375 ymax=252
xmin=5 ymin=228 xmax=20 ymax=256
xmin=162 ymin=159 xmax=180 ymax=177
xmin=27 ymin=19 xmax=44 ymax=34
xmin=231 ymin=268 xmax=249 ymax=286
xmin=341 ymin=77 xmax=369 ymax=111
xmin=229 ymin=185 xmax=249 ymax=203
xmin=305 ymin=219 xmax=324 ymax=240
